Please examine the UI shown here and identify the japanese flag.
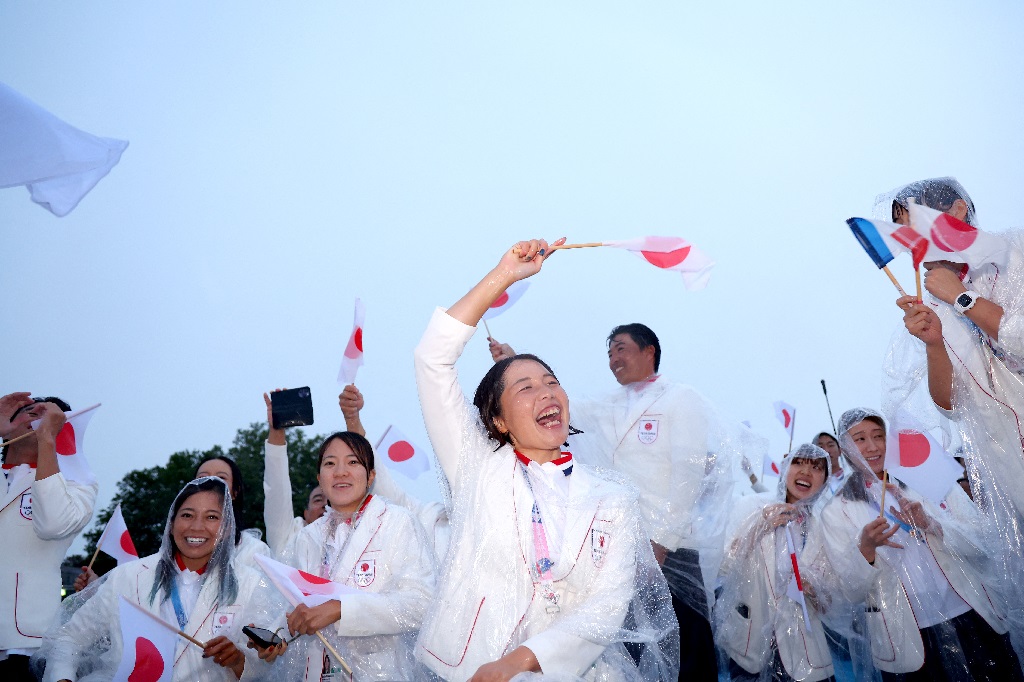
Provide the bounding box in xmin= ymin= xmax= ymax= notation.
xmin=482 ymin=281 xmax=529 ymax=320
xmin=884 ymin=414 xmax=964 ymax=504
xmin=907 ymin=203 xmax=1009 ymax=270
xmin=112 ymin=597 xmax=175 ymax=682
xmin=255 ymin=554 xmax=358 ymax=608
xmin=338 ymin=298 xmax=365 ymax=385
xmin=97 ymin=503 xmax=139 ymax=565
xmin=375 ymin=425 xmax=431 ymax=478
xmin=604 ymin=237 xmax=715 ymax=290
xmin=762 ymin=453 xmax=782 ymax=480
xmin=772 ymin=401 xmax=796 ymax=440
xmin=31 ymin=403 xmax=100 ymax=485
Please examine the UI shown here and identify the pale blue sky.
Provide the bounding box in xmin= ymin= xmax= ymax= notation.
xmin=2 ymin=1 xmax=1022 ymax=553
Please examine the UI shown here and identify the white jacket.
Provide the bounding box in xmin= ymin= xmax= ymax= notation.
xmin=414 ymin=308 xmax=643 ymax=682
xmin=287 ymin=495 xmax=435 ymax=681
xmin=42 ymin=554 xmax=267 ymax=682
xmin=0 ymin=467 xmax=97 ymax=651
xmin=570 ymin=378 xmax=710 ymax=552
xmin=719 ymin=493 xmax=834 ymax=682
xmin=820 ymin=484 xmax=1006 ymax=673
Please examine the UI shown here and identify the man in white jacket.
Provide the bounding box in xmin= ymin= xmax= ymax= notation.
xmin=0 ymin=394 xmax=97 ymax=681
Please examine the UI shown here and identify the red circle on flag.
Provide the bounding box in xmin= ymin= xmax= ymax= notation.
xmin=490 ymin=292 xmax=509 ymax=309
xmin=898 ymin=431 xmax=931 ymax=467
xmin=640 ymin=246 xmax=690 ymax=269
xmin=354 ymin=327 xmax=363 ymax=353
xmin=121 ymin=530 xmax=138 ymax=556
xmin=298 ymin=569 xmax=332 ymax=584
xmin=128 ymin=636 xmax=165 ymax=682
xmin=388 ymin=441 xmax=415 ymax=462
xmin=771 ymin=462 xmax=780 ymax=474
xmin=56 ymin=423 xmax=76 ymax=456
xmin=782 ymin=410 xmax=792 ymax=429
xmin=931 ymin=215 xmax=978 ymax=252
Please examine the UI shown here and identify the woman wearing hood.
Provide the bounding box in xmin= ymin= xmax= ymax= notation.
xmin=819 ymin=408 xmax=1022 ymax=681
xmin=36 ymin=477 xmax=273 ymax=681
xmin=717 ymin=444 xmax=836 ymax=682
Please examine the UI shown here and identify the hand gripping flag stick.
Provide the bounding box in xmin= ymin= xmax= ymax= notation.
xmin=784 ymin=524 xmax=812 ymax=633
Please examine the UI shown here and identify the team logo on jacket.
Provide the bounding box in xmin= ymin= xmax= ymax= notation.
xmin=212 ymin=608 xmax=237 ymax=637
xmin=591 ymin=529 xmax=610 ymax=566
xmin=637 ymin=419 xmax=659 ymax=444
xmin=19 ymin=492 xmax=32 ymax=520
xmin=354 ymin=559 xmax=375 ymax=587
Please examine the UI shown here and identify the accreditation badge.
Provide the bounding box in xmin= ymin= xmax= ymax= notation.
xmin=591 ymin=528 xmax=610 ymax=566
xmin=19 ymin=491 xmax=32 ymax=520
xmin=354 ymin=558 xmax=375 ymax=588
xmin=637 ymin=419 xmax=659 ymax=444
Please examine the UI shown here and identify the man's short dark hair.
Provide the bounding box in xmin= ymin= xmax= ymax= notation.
xmin=607 ymin=324 xmax=661 ymax=372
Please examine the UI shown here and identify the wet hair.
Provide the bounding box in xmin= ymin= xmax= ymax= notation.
xmin=2 ymin=396 xmax=72 ymax=462
xmin=192 ymin=455 xmax=244 ymax=545
xmin=891 ymin=177 xmax=976 ymax=226
xmin=317 ymin=431 xmax=375 ymax=474
xmin=150 ymin=476 xmax=237 ymax=607
xmin=837 ymin=408 xmax=888 ymax=502
xmin=608 ymin=323 xmax=662 ymax=372
xmin=473 ymin=354 xmax=581 ymax=451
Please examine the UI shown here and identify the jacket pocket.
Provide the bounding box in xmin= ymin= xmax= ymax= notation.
xmin=14 ymin=572 xmax=51 ymax=639
xmin=421 ymin=597 xmax=486 ymax=667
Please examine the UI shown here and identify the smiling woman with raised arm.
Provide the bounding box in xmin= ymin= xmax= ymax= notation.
xmin=413 ymin=238 xmax=678 ymax=682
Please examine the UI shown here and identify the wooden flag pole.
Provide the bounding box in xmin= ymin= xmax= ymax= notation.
xmin=85 ymin=544 xmax=103 ymax=573
xmin=878 ymin=469 xmax=888 ymax=518
xmin=0 ymin=431 xmax=34 ymax=448
xmin=549 ymin=242 xmax=604 ymax=251
xmin=316 ymin=632 xmax=353 ymax=676
xmin=483 ymin=319 xmax=493 ymax=339
xmin=178 ymin=629 xmax=207 ymax=649
xmin=882 ymin=266 xmax=909 ymax=297
xmin=914 ymin=267 xmax=923 ymax=303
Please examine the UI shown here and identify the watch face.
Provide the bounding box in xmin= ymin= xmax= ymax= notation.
xmin=957 ymin=293 xmax=973 ymax=307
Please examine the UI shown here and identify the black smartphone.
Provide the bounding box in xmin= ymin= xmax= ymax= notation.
xmin=271 ymin=387 xmax=314 ymax=429
xmin=242 ymin=625 xmax=282 ymax=649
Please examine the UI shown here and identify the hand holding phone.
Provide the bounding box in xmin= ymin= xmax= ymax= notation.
xmin=270 ymin=387 xmax=314 ymax=429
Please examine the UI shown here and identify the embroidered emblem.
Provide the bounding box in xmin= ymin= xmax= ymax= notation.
xmin=354 ymin=559 xmax=375 ymax=588
xmin=19 ymin=491 xmax=32 ymax=520
xmin=591 ymin=529 xmax=610 ymax=565
xmin=637 ymin=419 xmax=659 ymax=444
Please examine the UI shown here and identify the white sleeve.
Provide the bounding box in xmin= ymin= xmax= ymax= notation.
xmin=413 ymin=308 xmax=480 ymax=493
xmin=42 ymin=574 xmax=119 ymax=682
xmin=263 ymin=441 xmax=300 ymax=556
xmin=32 ymin=474 xmax=97 ymax=540
xmin=820 ymin=500 xmax=881 ymax=603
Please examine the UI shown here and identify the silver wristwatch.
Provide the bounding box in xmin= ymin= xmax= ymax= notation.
xmin=953 ymin=290 xmax=979 ymax=315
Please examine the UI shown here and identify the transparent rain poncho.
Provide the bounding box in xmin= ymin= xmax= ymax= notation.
xmin=818 ymin=409 xmax=1022 ymax=679
xmin=877 ymin=177 xmax=1024 ymax=660
xmin=715 ymin=444 xmax=844 ymax=682
xmin=266 ymin=492 xmax=436 ymax=682
xmin=414 ymin=308 xmax=679 ymax=682
xmin=872 ymin=176 xmax=977 ymax=227
xmin=567 ymin=377 xmax=745 ymax=652
xmin=32 ymin=476 xmax=283 ymax=682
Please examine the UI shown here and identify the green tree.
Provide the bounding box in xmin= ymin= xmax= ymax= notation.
xmin=66 ymin=423 xmax=324 ymax=579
